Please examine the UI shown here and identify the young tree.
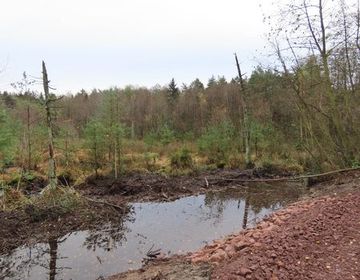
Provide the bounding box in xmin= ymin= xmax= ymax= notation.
xmin=167 ymin=78 xmax=179 ymax=105
xmin=84 ymin=120 xmax=106 ymax=177
xmin=100 ymin=90 xmax=125 ymax=178
xmin=207 ymin=75 xmax=217 ymax=88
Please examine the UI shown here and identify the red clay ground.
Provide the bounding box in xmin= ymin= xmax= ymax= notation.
xmin=110 ymin=174 xmax=360 ymax=280
xmin=191 ymin=191 xmax=360 ymax=280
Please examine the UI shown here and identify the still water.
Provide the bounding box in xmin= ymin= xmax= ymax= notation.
xmin=0 ymin=184 xmax=304 ymax=280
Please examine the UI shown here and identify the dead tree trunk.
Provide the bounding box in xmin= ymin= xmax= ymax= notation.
xmin=42 ymin=61 xmax=57 ymax=190
xmin=234 ymin=53 xmax=252 ymax=168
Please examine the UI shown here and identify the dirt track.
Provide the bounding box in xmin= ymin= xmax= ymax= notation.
xmin=111 ymin=173 xmax=360 ymax=280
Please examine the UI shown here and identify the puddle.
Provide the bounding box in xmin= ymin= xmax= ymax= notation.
xmin=0 ymin=183 xmax=304 ymax=280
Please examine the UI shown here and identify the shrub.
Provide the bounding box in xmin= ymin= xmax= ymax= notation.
xmin=143 ymin=152 xmax=159 ymax=171
xmin=170 ymin=148 xmax=193 ymax=169
xmin=228 ymin=153 xmax=244 ymax=169
xmin=0 ymin=186 xmax=29 ymax=210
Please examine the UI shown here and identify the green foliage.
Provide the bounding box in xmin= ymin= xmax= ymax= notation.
xmin=0 ymin=108 xmax=20 ymax=168
xmin=249 ymin=120 xmax=278 ymax=154
xmin=189 ymin=78 xmax=204 ymax=91
xmin=144 ymin=124 xmax=176 ymax=146
xmin=23 ymin=187 xmax=82 ymax=221
xmin=351 ymin=159 xmax=360 ymax=168
xmin=170 ymin=148 xmax=193 ymax=169
xmin=167 ymin=78 xmax=180 ymax=104
xmin=159 ymin=124 xmax=176 ymax=145
xmin=197 ymin=121 xmax=237 ymax=165
xmin=84 ymin=120 xmax=107 ymax=173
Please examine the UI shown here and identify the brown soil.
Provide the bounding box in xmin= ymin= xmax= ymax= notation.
xmin=109 ymin=171 xmax=360 ymax=280
xmin=76 ymin=168 xmax=286 ymax=204
xmin=108 ymin=257 xmax=212 ymax=280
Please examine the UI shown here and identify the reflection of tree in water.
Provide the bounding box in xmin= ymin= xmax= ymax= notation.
xmin=83 ymin=222 xmax=131 ymax=251
xmin=246 ymin=183 xmax=305 ymax=214
xmin=202 ymin=183 xmax=305 ymax=228
xmin=201 ymin=192 xmax=226 ymax=224
xmin=1 ymin=252 xmax=19 ymax=279
xmin=1 ymin=210 xmax=133 ymax=280
xmin=83 ymin=210 xmax=134 ymax=251
xmin=0 ymin=242 xmax=48 ymax=280
xmin=48 ymin=238 xmax=58 ymax=280
xmin=0 ymin=236 xmax=68 ymax=280
xmin=242 ymin=194 xmax=249 ymax=229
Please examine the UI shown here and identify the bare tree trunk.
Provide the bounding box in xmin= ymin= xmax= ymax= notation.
xmin=93 ymin=133 xmax=99 ymax=177
xmin=341 ymin=1 xmax=355 ymax=93
xmin=234 ymin=53 xmax=252 ymax=168
xmin=27 ymin=105 xmax=32 ymax=171
xmin=42 ymin=61 xmax=57 ymax=189
xmin=65 ymin=131 xmax=69 ymax=168
xmin=357 ymin=0 xmax=360 ymax=53
xmin=114 ymin=139 xmax=118 ymax=179
xmin=131 ymin=120 xmax=135 ymax=139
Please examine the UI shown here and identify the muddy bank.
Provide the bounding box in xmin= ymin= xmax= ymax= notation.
xmin=76 ymin=168 xmax=295 ymax=203
xmin=0 ymin=201 xmax=129 ymax=255
xmin=110 ymin=173 xmax=360 ymax=280
xmin=107 ymin=257 xmax=212 ymax=280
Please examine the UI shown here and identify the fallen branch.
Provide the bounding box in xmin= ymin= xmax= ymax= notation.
xmin=207 ymin=167 xmax=360 ymax=183
xmin=147 ymin=248 xmax=161 ymax=259
xmin=83 ymin=196 xmax=126 ymax=212
xmin=205 ymin=177 xmax=209 ymax=187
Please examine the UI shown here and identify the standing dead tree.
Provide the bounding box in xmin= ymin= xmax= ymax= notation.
xmin=42 ymin=61 xmax=58 ymax=190
xmin=234 ymin=53 xmax=253 ymax=168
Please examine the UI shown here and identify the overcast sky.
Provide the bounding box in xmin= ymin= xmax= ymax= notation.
xmin=0 ymin=0 xmax=272 ymax=93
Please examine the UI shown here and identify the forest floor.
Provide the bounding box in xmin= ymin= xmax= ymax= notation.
xmin=108 ymin=171 xmax=360 ymax=280
xmin=0 ymin=168 xmax=290 ymax=255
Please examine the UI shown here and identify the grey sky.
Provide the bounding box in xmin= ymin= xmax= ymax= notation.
xmin=0 ymin=0 xmax=271 ymax=93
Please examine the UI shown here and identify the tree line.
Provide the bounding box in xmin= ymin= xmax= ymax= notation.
xmin=1 ymin=0 xmax=360 ymax=179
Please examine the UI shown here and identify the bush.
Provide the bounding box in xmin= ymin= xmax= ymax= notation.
xmin=170 ymin=148 xmax=193 ymax=169
xmin=143 ymin=152 xmax=159 ymax=171
xmin=0 ymin=186 xmax=29 ymax=210
xmin=22 ymin=187 xmax=82 ymax=221
xmin=228 ymin=153 xmax=244 ymax=169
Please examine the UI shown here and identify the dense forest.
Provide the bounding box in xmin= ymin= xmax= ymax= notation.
xmin=1 ymin=0 xmax=360 ymax=186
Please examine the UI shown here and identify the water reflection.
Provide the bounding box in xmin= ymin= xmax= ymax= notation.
xmin=0 ymin=183 xmax=304 ymax=280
